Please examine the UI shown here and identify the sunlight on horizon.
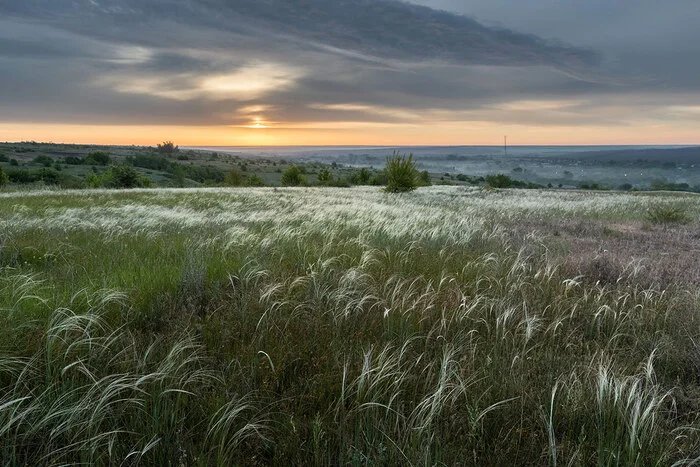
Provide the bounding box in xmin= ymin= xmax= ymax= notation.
xmin=2 ymin=121 xmax=699 ymax=146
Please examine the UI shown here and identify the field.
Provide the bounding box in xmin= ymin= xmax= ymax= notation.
xmin=1 ymin=185 xmax=700 ymax=465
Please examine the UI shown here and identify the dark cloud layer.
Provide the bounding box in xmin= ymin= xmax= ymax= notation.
xmin=2 ymin=0 xmax=599 ymax=68
xmin=0 ymin=0 xmax=698 ymax=130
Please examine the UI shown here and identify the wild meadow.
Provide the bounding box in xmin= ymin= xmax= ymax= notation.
xmin=1 ymin=185 xmax=699 ymax=465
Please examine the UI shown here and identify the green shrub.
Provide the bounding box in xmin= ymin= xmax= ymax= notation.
xmin=32 ymin=155 xmax=54 ymax=167
xmin=328 ymin=177 xmax=351 ymax=187
xmin=127 ymin=154 xmax=172 ymax=171
xmin=0 ymin=153 xmax=8 ymax=162
xmin=225 ymin=170 xmax=244 ymax=187
xmin=371 ymin=170 xmax=388 ymax=186
xmin=317 ymin=169 xmax=332 ymax=184
xmin=646 ymin=204 xmax=690 ymax=225
xmin=419 ymin=170 xmax=431 ymax=186
xmin=104 ymin=165 xmax=149 ymax=189
xmin=485 ymin=174 xmax=513 ymax=188
xmin=0 ymin=165 xmax=8 ymax=186
xmin=385 ymin=152 xmax=417 ymax=193
xmin=9 ymin=158 xmax=18 ymax=166
xmin=281 ymin=166 xmax=306 ymax=186
xmin=245 ymin=174 xmax=266 ymax=187
xmin=6 ymin=168 xmax=34 ymax=183
xmin=85 ymin=172 xmax=102 ymax=188
xmin=84 ymin=151 xmax=112 ymax=166
xmin=350 ymin=168 xmax=372 ymax=185
xmin=64 ymin=156 xmax=84 ymax=165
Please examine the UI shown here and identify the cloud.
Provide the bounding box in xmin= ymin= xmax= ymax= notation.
xmin=2 ymin=0 xmax=698 ymax=137
xmin=3 ymin=0 xmax=599 ymax=70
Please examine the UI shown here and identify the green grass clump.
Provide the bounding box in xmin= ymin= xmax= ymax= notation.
xmin=646 ymin=203 xmax=690 ymax=224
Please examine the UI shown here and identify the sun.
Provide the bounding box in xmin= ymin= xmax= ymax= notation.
xmin=246 ymin=118 xmax=270 ymax=129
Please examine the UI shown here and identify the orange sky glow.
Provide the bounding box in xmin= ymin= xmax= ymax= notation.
xmin=1 ymin=122 xmax=698 ymax=147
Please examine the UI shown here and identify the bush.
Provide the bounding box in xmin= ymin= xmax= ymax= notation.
xmin=157 ymin=141 xmax=179 ymax=155
xmin=10 ymin=158 xmax=19 ymax=166
xmin=485 ymin=174 xmax=513 ymax=189
xmin=0 ymin=153 xmax=8 ymax=162
xmin=64 ymin=156 xmax=84 ymax=165
xmin=103 ymin=165 xmax=149 ymax=189
xmin=350 ymin=168 xmax=372 ymax=185
xmin=646 ymin=204 xmax=690 ymax=225
xmin=419 ymin=170 xmax=431 ymax=186
xmin=245 ymin=174 xmax=266 ymax=187
xmin=84 ymin=151 xmax=112 ymax=166
xmin=371 ymin=170 xmax=388 ymax=186
xmin=6 ymin=168 xmax=34 ymax=184
xmin=225 ymin=170 xmax=244 ymax=187
xmin=281 ymin=166 xmax=306 ymax=186
xmin=4 ymin=168 xmax=74 ymax=186
xmin=385 ymin=152 xmax=417 ymax=193
xmin=85 ymin=172 xmax=101 ymax=188
xmin=32 ymin=155 xmax=54 ymax=167
xmin=127 ymin=154 xmax=173 ymax=171
xmin=0 ymin=165 xmax=8 ymax=186
xmin=317 ymin=169 xmax=332 ymax=184
xmin=328 ymin=177 xmax=351 ymax=188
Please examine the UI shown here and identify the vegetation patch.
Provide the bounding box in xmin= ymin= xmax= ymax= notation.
xmin=646 ymin=203 xmax=691 ymax=225
xmin=0 ymin=187 xmax=699 ymax=464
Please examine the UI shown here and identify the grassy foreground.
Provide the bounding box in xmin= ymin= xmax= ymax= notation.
xmin=1 ymin=186 xmax=699 ymax=465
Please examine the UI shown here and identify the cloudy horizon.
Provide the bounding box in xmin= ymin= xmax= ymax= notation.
xmin=1 ymin=0 xmax=699 ymax=146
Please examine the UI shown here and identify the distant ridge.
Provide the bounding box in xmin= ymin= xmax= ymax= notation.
xmin=561 ymin=146 xmax=700 ymax=163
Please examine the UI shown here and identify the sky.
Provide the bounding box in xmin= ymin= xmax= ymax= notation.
xmin=1 ymin=0 xmax=699 ymax=146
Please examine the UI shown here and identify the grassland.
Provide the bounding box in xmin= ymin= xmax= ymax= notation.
xmin=1 ymin=185 xmax=699 ymax=465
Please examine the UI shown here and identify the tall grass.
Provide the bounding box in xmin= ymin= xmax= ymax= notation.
xmin=1 ymin=186 xmax=699 ymax=464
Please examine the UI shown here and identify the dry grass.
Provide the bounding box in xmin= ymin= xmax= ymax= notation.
xmin=509 ymin=217 xmax=700 ymax=288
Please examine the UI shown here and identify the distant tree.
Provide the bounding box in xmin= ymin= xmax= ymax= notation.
xmin=9 ymin=159 xmax=19 ymax=166
xmin=650 ymin=179 xmax=669 ymax=191
xmin=171 ymin=166 xmax=186 ymax=187
xmin=85 ymin=172 xmax=101 ymax=188
xmin=419 ymin=170 xmax=431 ymax=186
xmin=64 ymin=156 xmax=84 ymax=165
xmin=157 ymin=141 xmax=179 ymax=155
xmin=35 ymin=168 xmax=60 ymax=184
xmin=225 ymin=169 xmax=244 ymax=187
xmin=105 ymin=165 xmax=142 ymax=188
xmin=32 ymin=155 xmax=54 ymax=167
xmin=281 ymin=166 xmax=306 ymax=186
xmin=84 ymin=151 xmax=111 ymax=166
xmin=350 ymin=168 xmax=372 ymax=185
xmin=317 ymin=169 xmax=332 ymax=184
xmin=245 ymin=174 xmax=266 ymax=187
xmin=385 ymin=152 xmax=418 ymax=193
xmin=485 ymin=174 xmax=513 ymax=189
xmin=0 ymin=165 xmax=8 ymax=187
